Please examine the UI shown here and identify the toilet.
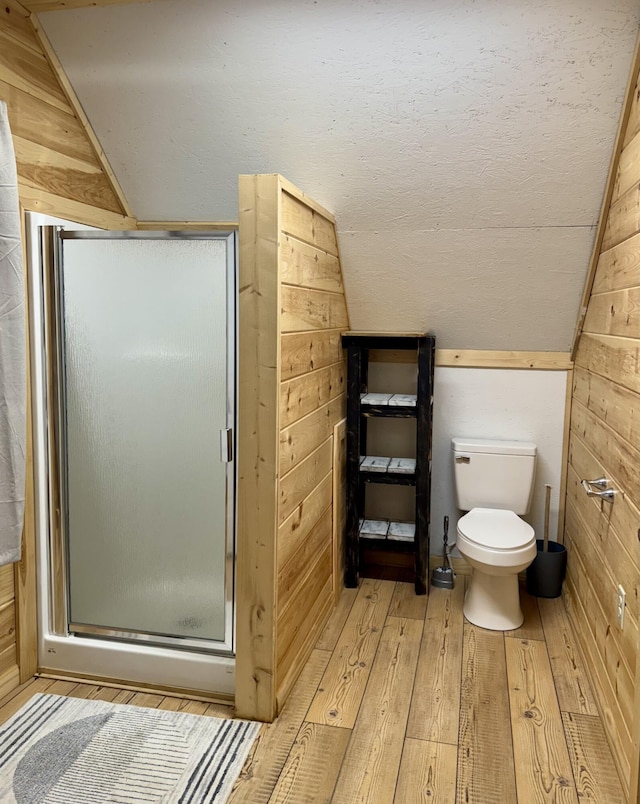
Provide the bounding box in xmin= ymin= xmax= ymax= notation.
xmin=452 ymin=438 xmax=538 ymax=630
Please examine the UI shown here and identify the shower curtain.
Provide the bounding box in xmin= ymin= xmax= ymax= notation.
xmin=0 ymin=101 xmax=25 ymax=565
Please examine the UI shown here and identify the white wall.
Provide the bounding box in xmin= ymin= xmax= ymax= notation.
xmin=40 ymin=0 xmax=639 ymax=350
xmin=366 ymin=363 xmax=568 ymax=555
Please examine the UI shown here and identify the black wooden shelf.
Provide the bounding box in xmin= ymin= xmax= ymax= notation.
xmin=360 ymin=405 xmax=417 ymax=418
xmin=342 ymin=332 xmax=435 ymax=595
xmin=359 ymin=471 xmax=416 ymax=486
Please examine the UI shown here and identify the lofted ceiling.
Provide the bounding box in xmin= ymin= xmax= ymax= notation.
xmin=39 ymin=0 xmax=639 ymax=349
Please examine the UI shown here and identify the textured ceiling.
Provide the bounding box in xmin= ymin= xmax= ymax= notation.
xmin=40 ymin=0 xmax=639 ymax=349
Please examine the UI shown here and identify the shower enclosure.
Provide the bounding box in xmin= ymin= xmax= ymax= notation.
xmin=28 ymin=217 xmax=236 ymax=694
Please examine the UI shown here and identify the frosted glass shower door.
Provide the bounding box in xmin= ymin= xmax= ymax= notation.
xmin=56 ymin=233 xmax=234 ymax=647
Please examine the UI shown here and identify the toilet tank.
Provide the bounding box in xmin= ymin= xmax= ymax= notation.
xmin=452 ymin=438 xmax=536 ymax=515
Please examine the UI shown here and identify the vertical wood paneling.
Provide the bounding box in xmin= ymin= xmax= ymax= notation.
xmin=235 ymin=174 xmax=281 ymax=722
xmin=565 ymin=54 xmax=640 ymax=801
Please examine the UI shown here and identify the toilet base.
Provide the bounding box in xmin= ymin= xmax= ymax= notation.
xmin=464 ymin=569 xmax=523 ymax=630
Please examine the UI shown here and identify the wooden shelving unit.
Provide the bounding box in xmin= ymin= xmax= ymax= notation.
xmin=342 ymin=332 xmax=435 ymax=594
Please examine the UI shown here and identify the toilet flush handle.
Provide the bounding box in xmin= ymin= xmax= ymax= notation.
xmin=581 ymin=479 xmax=617 ymax=502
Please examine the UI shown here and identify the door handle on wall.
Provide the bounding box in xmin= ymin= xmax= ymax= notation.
xmin=581 ymin=479 xmax=617 ymax=502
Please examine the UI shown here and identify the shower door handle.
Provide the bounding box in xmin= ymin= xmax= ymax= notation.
xmin=220 ymin=428 xmax=233 ymax=463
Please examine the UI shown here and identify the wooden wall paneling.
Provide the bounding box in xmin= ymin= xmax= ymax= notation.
xmin=15 ymin=136 xmax=123 ymax=213
xmin=15 ymin=205 xmax=37 ymax=684
xmin=565 ymin=505 xmax=637 ymax=687
xmin=30 ymin=16 xmax=133 ymax=217
xmin=275 ymin=587 xmax=334 ymax=713
xmin=1 ymin=5 xmax=135 ymax=230
xmin=136 ymin=221 xmax=238 ymax=230
xmin=572 ymin=366 xmax=639 ymax=447
xmin=279 ymin=395 xmax=345 ymax=473
xmin=277 ymin=509 xmax=333 ymax=616
xmin=274 ymin=174 xmax=349 ymax=709
xmin=614 ymin=131 xmax=640 ymax=201
xmin=280 ymin=362 xmax=345 ymax=429
xmin=574 ymin=333 xmax=640 ymax=394
xmin=17 ymin=185 xmax=134 ymax=228
xmin=1 ymin=1 xmax=41 ymax=53
xmin=565 ymin=49 xmax=640 ymax=801
xmin=332 ymin=419 xmax=346 ymax=602
xmin=582 ymin=287 xmax=640 ymax=338
xmin=22 ymin=0 xmax=155 ymax=10
xmin=280 ymin=235 xmax=344 ymax=293
xmin=368 ymin=348 xmax=573 ymax=369
xmin=279 ymin=438 xmax=334 ymax=526
xmin=567 ymin=434 xmax=640 ymax=566
xmin=235 ymin=174 xmax=281 ymax=722
xmin=565 ymin=466 xmax=639 ymax=620
xmin=624 ymin=77 xmax=640 ymax=148
xmin=276 ymin=564 xmax=333 ymax=695
xmin=280 ymin=193 xmax=338 ymax=256
xmin=0 ymin=28 xmax=70 ymax=111
xmin=563 ymin=579 xmax=633 ymax=793
xmin=591 ymin=232 xmax=640 ymax=294
xmin=0 ymin=568 xmax=13 ymax=609
xmin=571 ymin=35 xmax=640 ymax=359
xmin=280 ymin=285 xmax=349 ymax=333
xmin=280 ymin=329 xmax=343 ymax=381
xmin=602 ymin=183 xmax=640 ymax=253
xmin=1 ymin=80 xmax=95 ymax=164
xmin=278 ymin=472 xmax=333 ymax=572
xmin=570 ymin=399 xmax=640 ymax=508
xmin=0 ymin=603 xmax=17 ymax=654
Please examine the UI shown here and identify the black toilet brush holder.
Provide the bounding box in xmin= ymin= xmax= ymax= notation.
xmin=526 ymin=484 xmax=567 ymax=599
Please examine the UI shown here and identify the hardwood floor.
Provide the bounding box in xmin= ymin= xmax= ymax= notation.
xmin=0 ymin=579 xmax=625 ymax=803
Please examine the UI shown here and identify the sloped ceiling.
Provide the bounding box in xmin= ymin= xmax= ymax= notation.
xmin=40 ymin=0 xmax=639 ymax=349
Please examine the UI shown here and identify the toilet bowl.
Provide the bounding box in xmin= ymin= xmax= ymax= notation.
xmin=457 ymin=507 xmax=537 ymax=630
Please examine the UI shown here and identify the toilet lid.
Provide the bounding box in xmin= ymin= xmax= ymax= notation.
xmin=458 ymin=508 xmax=534 ymax=550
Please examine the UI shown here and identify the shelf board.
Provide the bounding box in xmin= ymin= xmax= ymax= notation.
xmin=359 ymin=519 xmax=415 ymax=543
xmin=360 ymin=393 xmax=417 ymax=407
xmin=359 ymin=456 xmax=416 ymax=485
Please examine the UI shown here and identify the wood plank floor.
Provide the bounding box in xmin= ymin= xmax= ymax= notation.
xmin=0 ymin=580 xmax=625 ymax=803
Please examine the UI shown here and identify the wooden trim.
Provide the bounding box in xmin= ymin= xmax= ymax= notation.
xmin=235 ymin=174 xmax=281 ymax=722
xmin=136 ymin=221 xmax=238 ymax=231
xmin=15 ymin=206 xmax=37 ymax=684
xmin=571 ymin=33 xmax=640 ymax=361
xmin=556 ymin=368 xmax=573 ymax=544
xmin=35 ymin=671 xmax=234 ymax=704
xmin=29 ymin=15 xmax=134 ymax=219
xmin=367 ymin=348 xmax=573 ymax=370
xmin=21 ymin=0 xmax=151 ymax=10
xmin=18 ymin=183 xmax=135 ymax=228
xmin=332 ymin=420 xmax=346 ymax=603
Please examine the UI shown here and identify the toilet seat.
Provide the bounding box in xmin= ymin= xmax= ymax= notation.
xmin=457 ymin=507 xmax=534 ymax=550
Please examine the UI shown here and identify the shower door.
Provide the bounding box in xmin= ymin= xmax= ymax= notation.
xmin=43 ymin=230 xmax=235 ymax=653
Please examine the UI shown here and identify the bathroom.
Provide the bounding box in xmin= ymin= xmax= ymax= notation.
xmin=0 ymin=1 xmax=639 ymax=802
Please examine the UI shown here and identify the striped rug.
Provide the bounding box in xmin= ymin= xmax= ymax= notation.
xmin=0 ymin=693 xmax=260 ymax=803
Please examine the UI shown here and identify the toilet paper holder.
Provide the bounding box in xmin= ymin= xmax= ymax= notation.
xmin=581 ymin=477 xmax=617 ymax=502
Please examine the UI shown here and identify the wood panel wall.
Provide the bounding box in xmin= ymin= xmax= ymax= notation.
xmin=0 ymin=1 xmax=133 ymax=228
xmin=236 ymin=174 xmax=349 ymax=721
xmin=0 ymin=0 xmax=134 ymax=703
xmin=563 ymin=45 xmax=640 ymax=801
